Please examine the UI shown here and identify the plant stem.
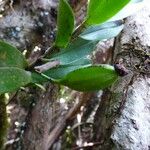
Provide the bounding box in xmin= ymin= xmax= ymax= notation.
xmin=72 ymin=21 xmax=86 ymax=40
xmin=34 ymin=60 xmax=60 ymax=73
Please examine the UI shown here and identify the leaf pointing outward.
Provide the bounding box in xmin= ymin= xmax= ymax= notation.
xmin=31 ymin=64 xmax=119 ymax=92
xmin=55 ymin=0 xmax=74 ymax=48
xmin=80 ymin=20 xmax=124 ymax=41
xmin=49 ymin=38 xmax=97 ymax=65
xmin=44 ymin=58 xmax=91 ymax=80
xmin=56 ymin=65 xmax=119 ymax=91
xmin=108 ymin=0 xmax=144 ymax=22
xmin=86 ymin=0 xmax=130 ymax=26
xmin=0 ymin=41 xmax=28 ymax=68
xmin=31 ymin=58 xmax=91 ymax=84
xmin=0 ymin=67 xmax=31 ymax=94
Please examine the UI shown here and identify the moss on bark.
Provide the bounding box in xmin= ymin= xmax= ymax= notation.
xmin=0 ymin=95 xmax=8 ymax=150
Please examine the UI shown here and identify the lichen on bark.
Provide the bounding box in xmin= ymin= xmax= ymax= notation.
xmin=93 ymin=4 xmax=150 ymax=150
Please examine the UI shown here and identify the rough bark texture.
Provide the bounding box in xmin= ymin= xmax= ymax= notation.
xmin=93 ymin=4 xmax=150 ymax=150
xmin=111 ymin=77 xmax=150 ymax=150
xmin=22 ymin=84 xmax=59 ymax=150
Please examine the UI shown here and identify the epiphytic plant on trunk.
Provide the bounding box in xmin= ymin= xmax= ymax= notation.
xmin=0 ymin=0 xmax=144 ymax=148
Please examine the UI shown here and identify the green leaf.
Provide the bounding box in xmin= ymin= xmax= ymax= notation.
xmin=31 ymin=58 xmax=91 ymax=83
xmin=108 ymin=0 xmax=144 ymax=22
xmin=49 ymin=38 xmax=97 ymax=65
xmin=31 ymin=72 xmax=49 ymax=84
xmin=55 ymin=0 xmax=74 ymax=48
xmin=57 ymin=65 xmax=118 ymax=91
xmin=80 ymin=20 xmax=124 ymax=41
xmin=86 ymin=0 xmax=130 ymax=25
xmin=0 ymin=41 xmax=28 ymax=68
xmin=0 ymin=67 xmax=31 ymax=94
xmin=44 ymin=58 xmax=91 ymax=80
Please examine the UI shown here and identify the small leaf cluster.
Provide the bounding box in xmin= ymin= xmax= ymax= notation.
xmin=0 ymin=0 xmax=143 ymax=93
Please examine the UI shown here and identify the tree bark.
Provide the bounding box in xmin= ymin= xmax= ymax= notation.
xmin=22 ymin=84 xmax=59 ymax=150
xmin=93 ymin=5 xmax=150 ymax=150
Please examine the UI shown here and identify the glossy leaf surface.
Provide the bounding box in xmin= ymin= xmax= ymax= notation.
xmin=0 ymin=41 xmax=28 ymax=68
xmin=80 ymin=20 xmax=124 ymax=41
xmin=86 ymin=0 xmax=130 ymax=25
xmin=55 ymin=0 xmax=74 ymax=47
xmin=0 ymin=67 xmax=31 ymax=94
xmin=44 ymin=58 xmax=91 ymax=80
xmin=50 ymin=38 xmax=97 ymax=65
xmin=58 ymin=65 xmax=118 ymax=91
xmin=109 ymin=0 xmax=144 ymax=22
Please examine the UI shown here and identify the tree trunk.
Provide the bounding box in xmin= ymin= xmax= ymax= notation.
xmin=22 ymin=84 xmax=59 ymax=150
xmin=93 ymin=5 xmax=150 ymax=150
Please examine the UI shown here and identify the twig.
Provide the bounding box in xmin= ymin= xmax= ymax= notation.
xmin=9 ymin=0 xmax=15 ymax=12
xmin=47 ymin=92 xmax=93 ymax=149
xmin=6 ymin=92 xmax=18 ymax=106
xmin=43 ymin=44 xmax=57 ymax=58
xmin=34 ymin=60 xmax=60 ymax=73
xmin=72 ymin=142 xmax=102 ymax=150
xmin=72 ymin=21 xmax=86 ymax=40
